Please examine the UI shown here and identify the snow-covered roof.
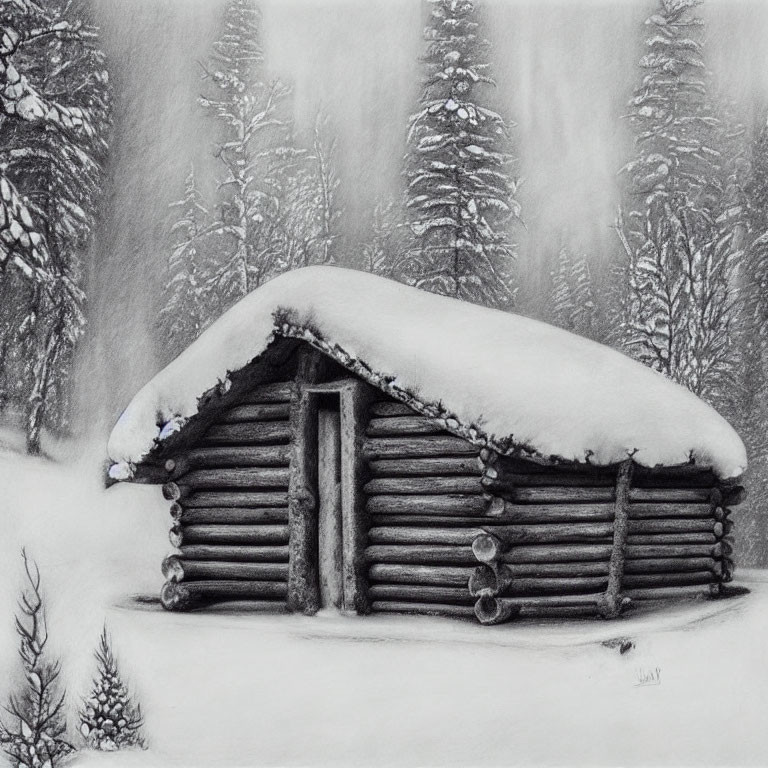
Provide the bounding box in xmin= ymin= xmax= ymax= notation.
xmin=107 ymin=266 xmax=746 ymax=480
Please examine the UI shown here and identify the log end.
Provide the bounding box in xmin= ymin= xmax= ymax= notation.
xmin=162 ymin=481 xmax=183 ymax=501
xmin=474 ymin=596 xmax=520 ymax=625
xmin=169 ymin=523 xmax=183 ymax=549
xmin=160 ymin=581 xmax=194 ymax=611
xmin=472 ymin=532 xmax=502 ymax=563
xmin=468 ymin=565 xmax=498 ymax=598
xmin=161 ymin=555 xmax=185 ymax=583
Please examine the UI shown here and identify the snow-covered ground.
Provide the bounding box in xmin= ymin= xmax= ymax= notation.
xmin=1 ymin=445 xmax=767 ymax=767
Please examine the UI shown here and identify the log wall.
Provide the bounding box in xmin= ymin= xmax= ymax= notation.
xmin=155 ymin=374 xmax=740 ymax=621
xmin=160 ymin=380 xmax=294 ymax=611
xmin=363 ymin=398 xmax=739 ymax=624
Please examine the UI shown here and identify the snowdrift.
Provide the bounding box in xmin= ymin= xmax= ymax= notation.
xmin=107 ymin=266 xmax=746 ymax=479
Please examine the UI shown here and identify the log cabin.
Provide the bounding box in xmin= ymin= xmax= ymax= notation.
xmin=106 ymin=266 xmax=747 ymax=624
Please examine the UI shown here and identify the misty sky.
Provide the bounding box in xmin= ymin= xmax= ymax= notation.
xmin=81 ymin=0 xmax=768 ymax=431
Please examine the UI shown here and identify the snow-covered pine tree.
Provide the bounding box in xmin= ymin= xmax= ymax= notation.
xmin=403 ymin=0 xmax=521 ymax=309
xmin=269 ymin=109 xmax=343 ymax=270
xmin=548 ymin=247 xmax=596 ymax=338
xmin=199 ymin=0 xmax=291 ymax=306
xmin=160 ymin=165 xmax=214 ymax=356
xmin=79 ymin=625 xmax=145 ymax=751
xmin=0 ymin=550 xmax=72 ymax=768
xmin=618 ymin=0 xmax=739 ymax=405
xmin=362 ymin=197 xmax=408 ymax=279
xmin=309 ymin=109 xmax=342 ymax=265
xmin=0 ymin=0 xmax=111 ymax=452
xmin=721 ymin=111 xmax=768 ymax=567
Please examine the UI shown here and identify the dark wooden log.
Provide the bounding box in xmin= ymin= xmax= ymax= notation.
xmin=474 ymin=593 xmax=599 ymax=625
xmin=624 ymin=557 xmax=721 ymax=574
xmin=485 ymin=467 xmax=718 ymax=489
xmin=367 ymin=584 xmax=473 ymax=605
xmin=624 ymin=584 xmax=721 ymax=601
xmin=472 ymin=536 xmax=722 ymax=563
xmin=488 ymin=523 xmax=615 ymax=545
xmin=339 ymin=380 xmax=378 ymax=614
xmin=626 ymin=532 xmax=716 ymax=545
xmin=626 ymin=542 xmax=722 ymax=559
xmin=177 ymin=507 xmax=289 ymax=525
xmin=469 ymin=561 xmax=611 ymax=597
xmin=363 ymin=436 xmax=478 ymax=459
xmin=371 ymin=601 xmax=476 ymax=618
xmin=500 ymin=544 xmax=614 ymax=563
xmin=165 ymin=445 xmax=291 ymax=476
xmin=238 ymin=381 xmax=294 ymax=403
xmin=179 ymin=544 xmax=289 ymax=562
xmin=495 ymin=575 xmax=608 ymax=596
xmin=219 ymin=403 xmax=291 ymax=423
xmin=372 ymin=514 xmax=624 ymax=527
xmin=480 ymin=502 xmax=616 ymax=523
xmin=169 ymin=502 xmax=183 ymax=520
xmin=162 ymin=556 xmax=288 ymax=583
xmin=489 ymin=484 xmax=713 ymax=505
xmin=368 ymin=457 xmax=483 ymax=476
xmin=366 ymin=494 xmax=487 ymax=515
xmin=366 ymin=544 xmax=477 ymax=565
xmin=368 ymin=527 xmax=481 ymax=546
xmin=202 ymin=421 xmax=291 ymax=446
xmin=366 ymin=416 xmax=445 ymax=437
xmin=177 ymin=524 xmax=290 ymax=545
xmin=176 ymin=468 xmax=290 ymax=490
xmin=287 ymin=348 xmax=324 ymax=615
xmin=369 ymin=522 xmax=614 ymax=548
xmin=183 ymin=491 xmax=288 ymax=508
xmin=628 ymin=518 xmax=720 ymax=535
xmin=369 ymin=564 xmax=473 ymax=586
xmin=369 ymin=402 xmax=417 ymax=417
xmin=598 ymin=460 xmax=633 ymax=619
xmin=161 ymin=579 xmax=288 ymax=610
xmin=622 ymin=571 xmax=716 ymax=588
xmin=363 ymin=476 xmax=483 ymax=495
xmin=629 ymin=503 xmax=717 ymax=519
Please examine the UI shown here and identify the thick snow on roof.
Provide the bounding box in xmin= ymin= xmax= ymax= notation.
xmin=107 ymin=266 xmax=746 ymax=479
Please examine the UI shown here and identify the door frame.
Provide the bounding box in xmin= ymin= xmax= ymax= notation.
xmin=287 ymin=376 xmax=376 ymax=615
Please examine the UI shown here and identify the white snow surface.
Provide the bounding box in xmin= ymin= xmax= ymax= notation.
xmin=107 ymin=266 xmax=746 ymax=478
xmin=1 ymin=447 xmax=767 ymax=767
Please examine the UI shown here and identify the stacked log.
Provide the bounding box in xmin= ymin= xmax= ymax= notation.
xmin=363 ymin=400 xmax=742 ymax=623
xmin=160 ymin=380 xmax=294 ymax=611
xmin=364 ymin=401 xmax=482 ymax=617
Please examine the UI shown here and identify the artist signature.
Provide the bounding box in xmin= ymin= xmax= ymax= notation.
xmin=635 ymin=667 xmax=661 ymax=687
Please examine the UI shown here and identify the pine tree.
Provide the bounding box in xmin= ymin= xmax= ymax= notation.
xmin=549 ymin=247 xmax=596 ymax=338
xmin=199 ymin=0 xmax=291 ymax=305
xmin=617 ymin=0 xmax=739 ymax=406
xmin=309 ymin=108 xmax=341 ymax=265
xmin=79 ymin=626 xmax=145 ymax=752
xmin=362 ymin=198 xmax=408 ymax=278
xmin=0 ymin=0 xmax=111 ymax=453
xmin=403 ymin=0 xmax=521 ymax=308
xmin=0 ymin=550 xmax=72 ymax=768
xmin=160 ymin=165 xmax=213 ymax=357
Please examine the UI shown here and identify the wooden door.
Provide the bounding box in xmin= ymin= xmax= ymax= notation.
xmin=317 ymin=406 xmax=343 ymax=610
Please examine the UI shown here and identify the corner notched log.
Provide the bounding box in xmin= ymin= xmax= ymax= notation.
xmin=162 ymin=555 xmax=289 ymax=583
xmin=161 ymin=580 xmax=288 ymax=611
